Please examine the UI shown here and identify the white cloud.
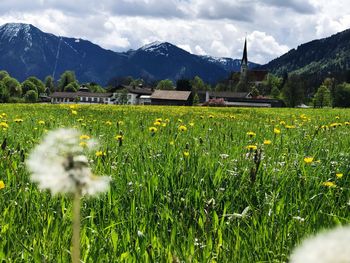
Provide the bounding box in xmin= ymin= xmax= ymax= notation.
xmin=0 ymin=0 xmax=350 ymax=64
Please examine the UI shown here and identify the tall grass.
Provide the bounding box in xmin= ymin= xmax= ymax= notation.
xmin=0 ymin=104 xmax=349 ymax=262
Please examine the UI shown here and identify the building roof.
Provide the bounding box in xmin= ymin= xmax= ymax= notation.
xmin=126 ymin=86 xmax=153 ymax=95
xmin=50 ymin=91 xmax=113 ymax=98
xmin=151 ymin=90 xmax=191 ymax=101
xmin=208 ymin=91 xmax=252 ymax=99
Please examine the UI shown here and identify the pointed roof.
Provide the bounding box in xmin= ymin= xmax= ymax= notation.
xmin=241 ymin=38 xmax=248 ymax=66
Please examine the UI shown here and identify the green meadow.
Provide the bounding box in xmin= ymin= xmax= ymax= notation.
xmin=0 ymin=104 xmax=349 ymax=262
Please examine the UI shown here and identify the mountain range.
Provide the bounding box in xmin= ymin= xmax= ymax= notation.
xmin=0 ymin=23 xmax=259 ymax=85
xmin=262 ymin=29 xmax=350 ymax=80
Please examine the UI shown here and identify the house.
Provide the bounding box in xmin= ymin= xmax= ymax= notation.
xmin=50 ymin=91 xmax=114 ymax=104
xmin=199 ymin=90 xmax=284 ymax=107
xmin=151 ymin=90 xmax=192 ymax=106
xmin=113 ymin=85 xmax=153 ymax=105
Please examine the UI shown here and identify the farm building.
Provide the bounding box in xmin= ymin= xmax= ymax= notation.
xmin=150 ymin=90 xmax=192 ymax=106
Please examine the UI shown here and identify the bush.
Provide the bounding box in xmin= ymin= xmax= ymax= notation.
xmin=24 ymin=90 xmax=38 ymax=103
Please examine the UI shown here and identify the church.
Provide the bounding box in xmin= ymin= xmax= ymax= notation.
xmin=230 ymin=39 xmax=269 ymax=89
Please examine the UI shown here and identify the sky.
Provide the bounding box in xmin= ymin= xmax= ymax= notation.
xmin=0 ymin=0 xmax=350 ymax=64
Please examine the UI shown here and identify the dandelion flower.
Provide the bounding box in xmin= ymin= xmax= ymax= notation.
xmin=79 ymin=135 xmax=90 ymax=140
xmin=336 ymin=173 xmax=343 ymax=179
xmin=263 ymin=140 xmax=272 ymax=145
xmin=26 ymin=128 xmax=110 ymax=196
xmin=322 ymin=181 xmax=336 ymax=188
xmin=178 ymin=125 xmax=187 ymax=132
xmin=38 ymin=120 xmax=45 ymax=125
xmin=304 ymin=157 xmax=314 ymax=164
xmin=95 ymin=151 xmax=106 ymax=157
xmin=246 ymin=131 xmax=256 ymax=137
xmin=290 ymin=226 xmax=350 ymax=263
xmin=246 ymin=145 xmax=257 ymax=151
xmin=115 ymin=135 xmax=123 ymax=141
xmin=274 ymin=128 xmax=281 ymax=134
xmin=149 ymin=127 xmax=157 ymax=133
xmin=183 ymin=151 xmax=190 ymax=157
xmin=0 ymin=180 xmax=5 ymax=189
xmin=0 ymin=122 xmax=9 ymax=129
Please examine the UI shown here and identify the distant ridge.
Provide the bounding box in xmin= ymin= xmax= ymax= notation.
xmin=0 ymin=23 xmax=259 ymax=85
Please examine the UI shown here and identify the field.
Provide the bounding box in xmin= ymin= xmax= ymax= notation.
xmin=0 ymin=104 xmax=349 ymax=262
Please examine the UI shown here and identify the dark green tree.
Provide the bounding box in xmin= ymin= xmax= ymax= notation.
xmin=191 ymin=76 xmax=205 ymax=92
xmin=22 ymin=80 xmax=37 ymax=94
xmin=58 ymin=71 xmax=77 ymax=91
xmin=64 ymin=82 xmax=79 ymax=92
xmin=281 ymin=74 xmax=305 ymax=107
xmin=3 ymin=77 xmax=22 ymax=97
xmin=270 ymin=86 xmax=280 ymax=99
xmin=176 ymin=79 xmax=192 ymax=91
xmin=156 ymin=79 xmax=174 ymax=90
xmin=334 ymin=82 xmax=350 ymax=107
xmin=24 ymin=90 xmax=38 ymax=103
xmin=45 ymin=76 xmax=55 ymax=93
xmin=313 ymin=85 xmax=331 ymax=108
xmin=0 ymin=81 xmax=10 ymax=102
xmin=27 ymin=76 xmax=45 ymax=94
xmin=0 ymin=70 xmax=9 ymax=81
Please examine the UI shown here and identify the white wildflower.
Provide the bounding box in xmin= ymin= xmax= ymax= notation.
xmin=26 ymin=128 xmax=110 ymax=196
xmin=292 ymin=216 xmax=305 ymax=222
xmin=290 ymin=226 xmax=350 ymax=263
xmin=227 ymin=206 xmax=250 ymax=219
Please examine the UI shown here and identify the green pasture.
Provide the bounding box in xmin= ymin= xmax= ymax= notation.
xmin=0 ymin=104 xmax=349 ymax=262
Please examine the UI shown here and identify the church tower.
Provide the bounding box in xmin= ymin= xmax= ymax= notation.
xmin=240 ymin=38 xmax=248 ymax=82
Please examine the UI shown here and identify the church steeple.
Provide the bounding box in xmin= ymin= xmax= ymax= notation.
xmin=240 ymin=38 xmax=248 ymax=82
xmin=241 ymin=38 xmax=248 ymax=66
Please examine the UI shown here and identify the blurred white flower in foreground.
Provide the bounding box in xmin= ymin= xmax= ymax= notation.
xmin=290 ymin=226 xmax=350 ymax=263
xmin=26 ymin=128 xmax=110 ymax=195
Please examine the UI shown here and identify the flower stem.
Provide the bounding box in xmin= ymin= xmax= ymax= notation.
xmin=72 ymin=189 xmax=81 ymax=263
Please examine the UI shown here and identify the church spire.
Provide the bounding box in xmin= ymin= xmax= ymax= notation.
xmin=240 ymin=38 xmax=248 ymax=82
xmin=241 ymin=38 xmax=248 ymax=66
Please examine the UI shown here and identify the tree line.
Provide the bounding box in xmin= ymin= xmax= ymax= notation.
xmin=0 ymin=70 xmax=105 ymax=103
xmin=1 ymin=68 xmax=350 ymax=107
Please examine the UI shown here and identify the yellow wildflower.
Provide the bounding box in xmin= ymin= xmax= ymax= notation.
xmin=80 ymin=135 xmax=91 ymax=140
xmin=155 ymin=118 xmax=162 ymax=123
xmin=246 ymin=131 xmax=256 ymax=137
xmin=95 ymin=151 xmax=106 ymax=157
xmin=274 ymin=128 xmax=281 ymax=134
xmin=263 ymin=140 xmax=272 ymax=145
xmin=322 ymin=181 xmax=336 ymax=188
xmin=154 ymin=121 xmax=161 ymax=126
xmin=38 ymin=120 xmax=45 ymax=125
xmin=0 ymin=122 xmax=9 ymax=129
xmin=149 ymin=127 xmax=158 ymax=133
xmin=178 ymin=125 xmax=187 ymax=132
xmin=189 ymin=122 xmax=194 ymax=127
xmin=183 ymin=151 xmax=190 ymax=157
xmin=162 ymin=123 xmax=167 ymax=127
xmin=14 ymin=118 xmax=23 ymax=123
xmin=105 ymin=121 xmax=112 ymax=126
xmin=336 ymin=173 xmax=344 ymax=179
xmin=304 ymin=157 xmax=314 ymax=164
xmin=115 ymin=135 xmax=123 ymax=141
xmin=170 ymin=141 xmax=175 ymax=145
xmin=285 ymin=125 xmax=296 ymax=129
xmin=71 ymin=110 xmax=78 ymax=115
xmin=246 ymin=145 xmax=257 ymax=151
xmin=79 ymin=141 xmax=88 ymax=148
xmin=0 ymin=180 xmax=5 ymax=189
